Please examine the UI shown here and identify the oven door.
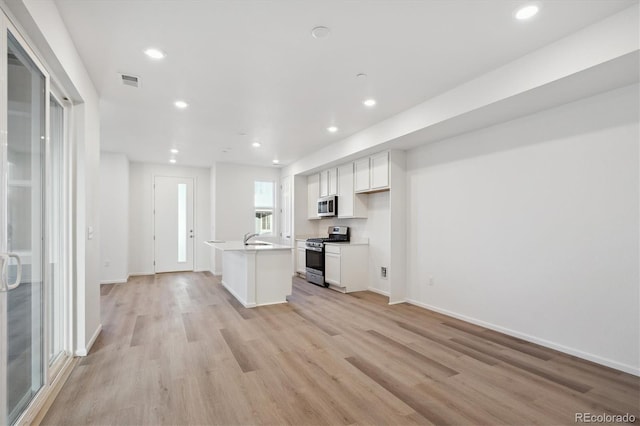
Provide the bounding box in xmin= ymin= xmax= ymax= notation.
xmin=305 ymin=246 xmax=324 ymax=274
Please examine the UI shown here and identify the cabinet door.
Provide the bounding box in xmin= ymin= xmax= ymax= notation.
xmin=319 ymin=170 xmax=329 ymax=197
xmin=307 ymin=173 xmax=320 ymax=219
xmin=324 ymin=252 xmax=341 ymax=286
xmin=337 ymin=163 xmax=354 ymax=217
xmin=328 ymin=168 xmax=337 ymax=196
xmin=296 ymin=248 xmax=306 ymax=274
xmin=370 ymin=152 xmax=389 ymax=189
xmin=354 ymin=158 xmax=370 ymax=192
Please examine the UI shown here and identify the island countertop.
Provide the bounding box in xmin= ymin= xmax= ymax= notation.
xmin=204 ymin=240 xmax=292 ymax=251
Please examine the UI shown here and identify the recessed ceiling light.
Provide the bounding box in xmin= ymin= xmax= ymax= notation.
xmin=170 ymin=148 xmax=179 ymax=154
xmin=252 ymin=142 xmax=261 ymax=148
xmin=169 ymin=158 xmax=176 ymax=164
xmin=515 ymin=4 xmax=539 ymax=20
xmin=356 ymin=73 xmax=367 ymax=79
xmin=311 ymin=26 xmax=330 ymax=39
xmin=272 ymin=159 xmax=280 ymax=164
xmin=327 ymin=126 xmax=338 ymax=133
xmin=174 ymin=100 xmax=188 ymax=109
xmin=363 ymin=99 xmax=377 ymax=107
xmin=144 ymin=48 xmax=166 ymax=59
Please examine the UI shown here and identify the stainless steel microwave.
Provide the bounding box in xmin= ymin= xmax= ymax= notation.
xmin=317 ymin=195 xmax=337 ymax=217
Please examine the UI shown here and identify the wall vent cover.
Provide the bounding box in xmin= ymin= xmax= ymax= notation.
xmin=120 ymin=73 xmax=140 ymax=88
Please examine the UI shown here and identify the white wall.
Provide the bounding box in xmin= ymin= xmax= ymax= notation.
xmin=212 ymin=162 xmax=281 ymax=274
xmin=129 ymin=162 xmax=211 ymax=275
xmin=99 ymin=152 xmax=128 ymax=283
xmin=11 ymin=0 xmax=103 ymax=355
xmin=406 ymin=84 xmax=639 ymax=374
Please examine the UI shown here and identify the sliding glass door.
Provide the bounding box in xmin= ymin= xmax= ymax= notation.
xmin=1 ymin=29 xmax=46 ymax=425
xmin=0 ymin=11 xmax=72 ymax=424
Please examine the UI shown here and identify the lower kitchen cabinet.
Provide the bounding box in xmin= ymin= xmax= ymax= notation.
xmin=324 ymin=243 xmax=368 ymax=292
xmin=296 ymin=241 xmax=306 ymax=275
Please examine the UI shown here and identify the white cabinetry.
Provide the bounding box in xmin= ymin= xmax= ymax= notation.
xmin=337 ymin=163 xmax=367 ymax=218
xmin=320 ymin=168 xmax=337 ymax=197
xmin=324 ymin=244 xmax=368 ymax=292
xmin=296 ymin=241 xmax=306 ymax=274
xmin=370 ymin=152 xmax=389 ymax=190
xmin=355 ymin=152 xmax=389 ymax=193
xmin=307 ymin=173 xmax=320 ymax=219
xmin=354 ymin=157 xmax=370 ymax=192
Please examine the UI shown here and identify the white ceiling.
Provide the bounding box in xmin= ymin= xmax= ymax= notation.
xmin=54 ymin=0 xmax=636 ymax=168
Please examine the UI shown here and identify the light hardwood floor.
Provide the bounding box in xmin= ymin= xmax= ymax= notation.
xmin=42 ymin=272 xmax=639 ymax=425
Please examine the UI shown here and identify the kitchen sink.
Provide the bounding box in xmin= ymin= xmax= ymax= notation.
xmin=245 ymin=241 xmax=272 ymax=246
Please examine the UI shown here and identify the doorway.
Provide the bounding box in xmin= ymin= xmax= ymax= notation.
xmin=153 ymin=176 xmax=195 ymax=273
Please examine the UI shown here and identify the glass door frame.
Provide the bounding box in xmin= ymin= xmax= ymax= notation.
xmin=46 ymin=87 xmax=73 ymax=383
xmin=0 ymin=10 xmax=74 ymax=425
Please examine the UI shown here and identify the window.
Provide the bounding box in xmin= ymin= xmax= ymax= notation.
xmin=254 ymin=181 xmax=274 ymax=235
xmin=177 ymin=183 xmax=187 ymax=262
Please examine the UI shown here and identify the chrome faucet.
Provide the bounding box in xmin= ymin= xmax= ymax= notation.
xmin=243 ymin=232 xmax=260 ymax=245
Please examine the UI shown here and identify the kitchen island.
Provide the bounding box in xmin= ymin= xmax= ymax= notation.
xmin=204 ymin=241 xmax=293 ymax=308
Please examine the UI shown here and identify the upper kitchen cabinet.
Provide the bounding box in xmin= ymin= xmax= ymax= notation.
xmin=337 ymin=163 xmax=367 ymax=218
xmin=307 ymin=173 xmax=320 ymax=220
xmin=354 ymin=157 xmax=370 ymax=192
xmin=320 ymin=168 xmax=337 ymax=197
xmin=370 ymin=152 xmax=389 ymax=189
xmin=355 ymin=151 xmax=390 ymax=193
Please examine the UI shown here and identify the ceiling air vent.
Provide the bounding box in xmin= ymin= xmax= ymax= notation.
xmin=120 ymin=73 xmax=140 ymax=88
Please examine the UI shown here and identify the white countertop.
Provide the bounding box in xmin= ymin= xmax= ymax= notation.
xmin=204 ymin=240 xmax=292 ymax=251
xmin=295 ymin=238 xmax=369 ymax=246
xmin=325 ymin=240 xmax=369 ymax=246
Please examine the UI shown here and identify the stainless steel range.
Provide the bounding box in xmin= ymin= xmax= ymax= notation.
xmin=305 ymin=226 xmax=350 ymax=286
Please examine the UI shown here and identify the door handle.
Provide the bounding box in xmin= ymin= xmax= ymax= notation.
xmin=0 ymin=253 xmax=22 ymax=292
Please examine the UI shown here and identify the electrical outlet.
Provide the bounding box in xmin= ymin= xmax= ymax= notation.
xmin=429 ymin=276 xmax=434 ymax=286
xmin=381 ymin=267 xmax=387 ymax=278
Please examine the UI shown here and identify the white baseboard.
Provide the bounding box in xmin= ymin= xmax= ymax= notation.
xmin=100 ymin=275 xmax=129 ymax=284
xmin=367 ymin=287 xmax=390 ymax=297
xmin=128 ymin=271 xmax=154 ymax=277
xmin=405 ymin=298 xmax=640 ymax=377
xmin=75 ymin=324 xmax=102 ymax=357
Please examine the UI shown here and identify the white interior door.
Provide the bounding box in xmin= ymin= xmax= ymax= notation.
xmin=154 ymin=176 xmax=194 ymax=273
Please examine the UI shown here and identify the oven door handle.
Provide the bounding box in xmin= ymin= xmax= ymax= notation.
xmin=305 ymin=246 xmax=323 ymax=252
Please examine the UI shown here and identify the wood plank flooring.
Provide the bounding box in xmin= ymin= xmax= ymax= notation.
xmin=41 ymin=272 xmax=639 ymax=425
